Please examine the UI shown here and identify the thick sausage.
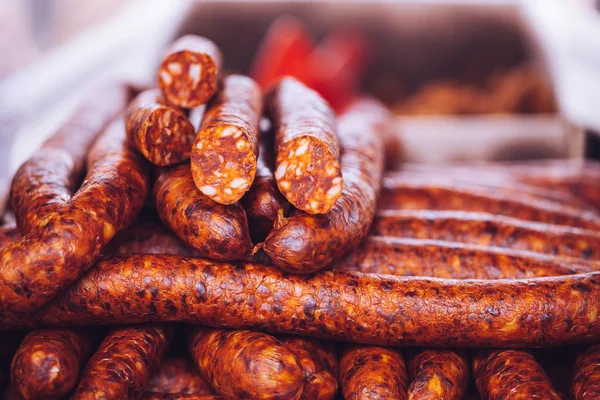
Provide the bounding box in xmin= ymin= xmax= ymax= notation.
xmin=11 ymin=328 xmax=95 ymax=400
xmin=380 ymin=176 xmax=600 ymax=230
xmin=571 ymin=343 xmax=600 ymax=400
xmin=145 ymin=357 xmax=214 ymax=395
xmin=472 ymin=349 xmax=561 ymax=400
xmin=267 ymin=77 xmax=342 ymax=214
xmin=407 ymin=349 xmax=468 ymax=400
xmin=191 ymin=75 xmax=262 ymax=204
xmin=9 ymin=255 xmax=600 ymax=347
xmin=142 ymin=395 xmax=220 ymax=400
xmin=263 ymin=98 xmax=387 ymax=273
xmin=372 ymin=210 xmax=600 ymax=261
xmin=157 ymin=35 xmax=222 ymax=108
xmin=73 ymin=324 xmax=173 ymax=400
xmin=340 ymin=345 xmax=408 ymax=400
xmin=336 ymin=236 xmax=597 ymax=279
xmin=153 ymin=164 xmax=252 ymax=260
xmin=125 ymin=89 xmax=196 ymax=166
xmin=0 ymin=117 xmax=150 ymax=315
xmin=188 ymin=327 xmax=304 ymax=400
xmin=280 ymin=336 xmax=338 ymax=400
xmin=10 ymin=83 xmax=130 ymax=234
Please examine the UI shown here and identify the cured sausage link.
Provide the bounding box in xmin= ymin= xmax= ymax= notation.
xmin=407 ymin=349 xmax=469 ymax=400
xmin=571 ymin=343 xmax=600 ymax=400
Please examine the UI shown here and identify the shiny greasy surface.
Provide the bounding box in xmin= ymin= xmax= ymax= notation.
xmin=372 ymin=210 xmax=600 ymax=261
xmin=407 ymin=349 xmax=468 ymax=400
xmin=473 ymin=349 xmax=561 ymax=400
xmin=73 ymin=325 xmax=173 ymax=399
xmin=263 ymin=99 xmax=386 ymax=273
xmin=8 ymin=255 xmax=600 ymax=347
xmin=146 ymin=357 xmax=215 ymax=395
xmin=189 ymin=328 xmax=304 ymax=400
xmin=154 ymin=164 xmax=252 ymax=261
xmin=571 ymin=343 xmax=600 ymax=400
xmin=0 ymin=117 xmax=150 ymax=315
xmin=340 ymin=345 xmax=408 ymax=400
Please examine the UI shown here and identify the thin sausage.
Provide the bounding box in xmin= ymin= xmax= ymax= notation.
xmin=0 ymin=117 xmax=150 ymax=315
xmin=191 ymin=75 xmax=262 ymax=204
xmin=145 ymin=357 xmax=215 ymax=395
xmin=407 ymin=349 xmax=469 ymax=400
xmin=11 ymin=328 xmax=95 ymax=400
xmin=153 ymin=164 xmax=252 ymax=260
xmin=188 ymin=327 xmax=304 ymax=400
xmin=8 ymin=255 xmax=600 ymax=347
xmin=125 ymin=89 xmax=196 ymax=166
xmin=372 ymin=210 xmax=600 ymax=261
xmin=472 ymin=349 xmax=561 ymax=400
xmin=267 ymin=77 xmax=342 ymax=214
xmin=73 ymin=324 xmax=173 ymax=400
xmin=340 ymin=345 xmax=408 ymax=400
xmin=263 ymin=98 xmax=387 ymax=273
xmin=157 ymin=35 xmax=222 ymax=108
xmin=571 ymin=343 xmax=600 ymax=400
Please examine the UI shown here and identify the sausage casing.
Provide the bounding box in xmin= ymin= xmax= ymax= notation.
xmin=407 ymin=349 xmax=469 ymax=400
xmin=571 ymin=343 xmax=600 ymax=400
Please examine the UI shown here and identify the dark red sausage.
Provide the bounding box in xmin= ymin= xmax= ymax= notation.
xmin=145 ymin=357 xmax=215 ymax=395
xmin=571 ymin=343 xmax=600 ymax=400
xmin=407 ymin=349 xmax=469 ymax=400
xmin=263 ymin=98 xmax=387 ymax=273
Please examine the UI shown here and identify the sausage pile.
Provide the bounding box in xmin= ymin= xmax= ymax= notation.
xmin=0 ymin=33 xmax=598 ymax=400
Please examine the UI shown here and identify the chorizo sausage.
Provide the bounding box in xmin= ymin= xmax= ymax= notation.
xmin=145 ymin=357 xmax=214 ymax=395
xmin=125 ymin=89 xmax=196 ymax=166
xmin=157 ymin=35 xmax=222 ymax=108
xmin=73 ymin=324 xmax=173 ymax=400
xmin=153 ymin=164 xmax=252 ymax=260
xmin=10 ymin=255 xmax=600 ymax=347
xmin=263 ymin=98 xmax=387 ymax=273
xmin=10 ymin=328 xmax=95 ymax=400
xmin=335 ymin=236 xmax=597 ymax=279
xmin=267 ymin=77 xmax=342 ymax=214
xmin=472 ymin=349 xmax=561 ymax=400
xmin=339 ymin=345 xmax=408 ymax=400
xmin=191 ymin=75 xmax=262 ymax=204
xmin=10 ymin=83 xmax=130 ymax=234
xmin=0 ymin=116 xmax=150 ymax=315
xmin=407 ymin=349 xmax=468 ymax=400
xmin=571 ymin=343 xmax=600 ymax=400
xmin=372 ymin=210 xmax=600 ymax=261
xmin=381 ymin=176 xmax=600 ymax=230
xmin=188 ymin=327 xmax=304 ymax=400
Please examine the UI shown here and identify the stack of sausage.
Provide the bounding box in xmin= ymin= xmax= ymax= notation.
xmin=0 ymin=34 xmax=598 ymax=400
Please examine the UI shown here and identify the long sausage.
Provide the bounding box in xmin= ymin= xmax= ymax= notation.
xmin=263 ymin=98 xmax=387 ymax=273
xmin=145 ymin=357 xmax=215 ymax=395
xmin=153 ymin=164 xmax=252 ymax=260
xmin=0 ymin=117 xmax=150 ymax=315
xmin=372 ymin=210 xmax=600 ymax=261
xmin=267 ymin=77 xmax=342 ymax=214
xmin=191 ymin=75 xmax=262 ymax=204
xmin=571 ymin=343 xmax=600 ymax=400
xmin=407 ymin=349 xmax=469 ymax=400
xmin=7 ymin=255 xmax=600 ymax=347
xmin=157 ymin=35 xmax=222 ymax=108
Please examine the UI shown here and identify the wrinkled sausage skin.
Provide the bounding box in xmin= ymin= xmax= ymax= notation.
xmin=153 ymin=164 xmax=252 ymax=261
xmin=407 ymin=349 xmax=469 ymax=400
xmin=571 ymin=343 xmax=600 ymax=400
xmin=145 ymin=357 xmax=215 ymax=395
xmin=191 ymin=75 xmax=262 ymax=204
xmin=188 ymin=327 xmax=304 ymax=400
xmin=340 ymin=345 xmax=408 ymax=400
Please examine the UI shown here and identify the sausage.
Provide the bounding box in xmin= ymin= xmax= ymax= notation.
xmin=73 ymin=324 xmax=173 ymax=400
xmin=153 ymin=164 xmax=252 ymax=260
xmin=8 ymin=255 xmax=600 ymax=347
xmin=372 ymin=210 xmax=600 ymax=261
xmin=142 ymin=395 xmax=220 ymax=400
xmin=146 ymin=357 xmax=215 ymax=395
xmin=125 ymin=89 xmax=196 ymax=166
xmin=188 ymin=327 xmax=304 ymax=400
xmin=407 ymin=349 xmax=469 ymax=400
xmin=267 ymin=77 xmax=342 ymax=214
xmin=472 ymin=349 xmax=561 ymax=400
xmin=339 ymin=345 xmax=408 ymax=400
xmin=571 ymin=343 xmax=600 ymax=400
xmin=262 ymin=98 xmax=387 ymax=273
xmin=0 ymin=116 xmax=150 ymax=315
xmin=335 ymin=236 xmax=598 ymax=279
xmin=157 ymin=35 xmax=222 ymax=108
xmin=380 ymin=176 xmax=600 ymax=230
xmin=10 ymin=328 xmax=95 ymax=400
xmin=279 ymin=336 xmax=338 ymax=400
xmin=191 ymin=75 xmax=262 ymax=204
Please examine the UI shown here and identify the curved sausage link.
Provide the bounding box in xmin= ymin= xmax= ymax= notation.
xmin=145 ymin=357 xmax=215 ymax=395
xmin=188 ymin=327 xmax=304 ymax=400
xmin=571 ymin=343 xmax=600 ymax=400
xmin=407 ymin=349 xmax=469 ymax=400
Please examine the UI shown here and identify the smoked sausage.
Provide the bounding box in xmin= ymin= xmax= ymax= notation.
xmin=407 ymin=349 xmax=469 ymax=400
xmin=145 ymin=357 xmax=215 ymax=395
xmin=571 ymin=343 xmax=600 ymax=400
